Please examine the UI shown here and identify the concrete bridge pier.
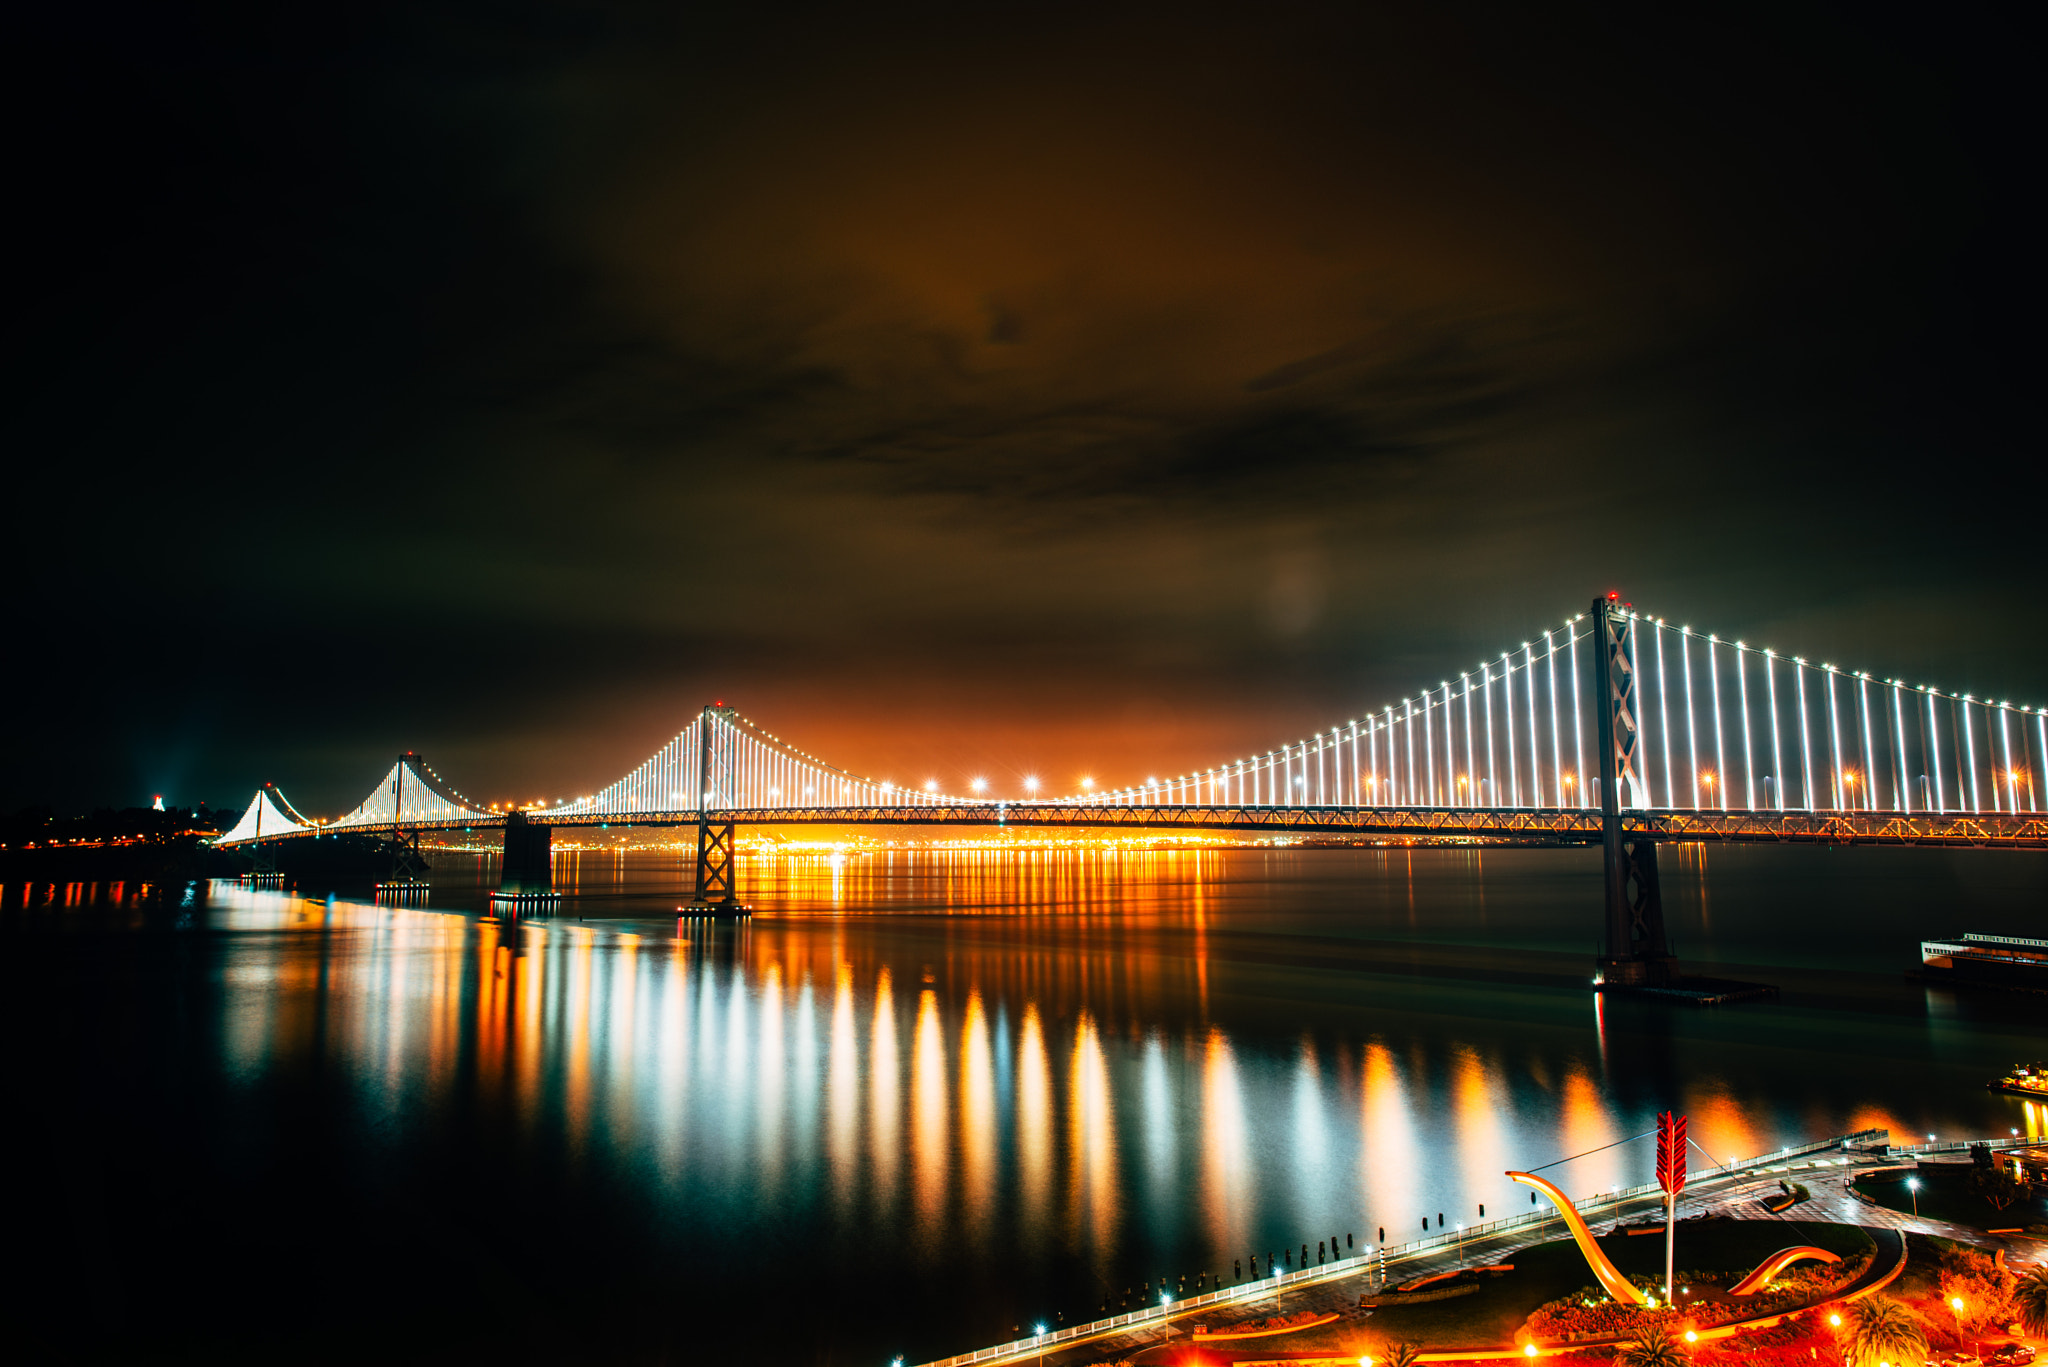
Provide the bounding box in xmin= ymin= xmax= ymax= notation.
xmin=1591 ymin=593 xmax=1677 ymax=988
xmin=500 ymin=810 xmax=553 ymax=894
xmin=491 ymin=810 xmax=560 ymax=911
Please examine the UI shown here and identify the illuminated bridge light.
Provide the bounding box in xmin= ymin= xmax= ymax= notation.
xmin=216 ymin=599 xmax=2042 ymax=845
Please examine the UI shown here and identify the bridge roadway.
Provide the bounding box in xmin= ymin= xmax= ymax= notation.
xmin=293 ymin=803 xmax=2048 ymax=848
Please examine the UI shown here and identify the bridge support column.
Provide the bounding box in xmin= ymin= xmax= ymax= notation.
xmin=237 ymin=838 xmax=284 ymax=886
xmin=500 ymin=811 xmax=553 ymax=893
xmin=680 ymin=703 xmax=751 ymax=919
xmin=374 ymin=829 xmax=430 ymax=900
xmin=1591 ymin=593 xmax=1676 ymax=987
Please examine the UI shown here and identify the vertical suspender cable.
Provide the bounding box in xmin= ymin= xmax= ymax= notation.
xmin=1795 ymin=662 xmax=1815 ymax=811
xmin=1737 ymin=646 xmax=1756 ymax=811
xmin=1482 ymin=669 xmax=1497 ymax=809
xmin=1858 ymin=677 xmax=1877 ymax=811
xmin=1997 ymin=707 xmax=2015 ymax=812
xmin=1525 ymin=643 xmax=1542 ymax=807
xmin=1709 ymin=637 xmax=1728 ymax=811
xmin=1925 ymin=689 xmax=1945 ymax=812
xmin=1655 ymin=624 xmax=1674 ymax=809
xmin=1570 ymin=622 xmax=1586 ymax=807
xmin=1546 ymin=631 xmax=1562 ymax=811
xmin=1423 ymin=697 xmax=1435 ymax=806
xmin=1765 ymin=652 xmax=1784 ymax=811
xmin=1404 ymin=702 xmax=1416 ymax=806
xmin=1462 ymin=673 xmax=1476 ymax=808
xmin=1892 ymin=683 xmax=1913 ymax=813
xmin=1442 ymin=686 xmax=1456 ymax=809
xmin=1503 ymin=656 xmax=1519 ymax=807
xmin=1634 ymin=621 xmax=1655 ymax=808
xmin=1825 ymin=668 xmax=1844 ymax=811
xmin=1962 ymin=698 xmax=1983 ymax=812
xmin=1682 ymin=630 xmax=1699 ymax=809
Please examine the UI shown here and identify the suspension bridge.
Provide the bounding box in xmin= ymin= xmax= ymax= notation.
xmin=217 ymin=594 xmax=2046 ymax=984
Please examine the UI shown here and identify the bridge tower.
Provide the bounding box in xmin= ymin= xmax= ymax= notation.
xmin=1591 ymin=594 xmax=1676 ymax=986
xmin=376 ymin=752 xmax=431 ymax=898
xmin=682 ymin=702 xmax=751 ymax=919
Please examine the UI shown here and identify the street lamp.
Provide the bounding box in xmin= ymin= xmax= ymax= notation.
xmin=1907 ymin=1177 xmax=1920 ymax=1216
xmin=1949 ymin=1296 xmax=1965 ymax=1337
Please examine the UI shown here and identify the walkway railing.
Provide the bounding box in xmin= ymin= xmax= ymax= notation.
xmin=1883 ymin=1136 xmax=2048 ymax=1159
xmin=910 ymin=1127 xmax=1900 ymax=1367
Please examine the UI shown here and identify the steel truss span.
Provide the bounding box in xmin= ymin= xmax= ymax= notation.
xmin=216 ymin=595 xmax=2046 ymax=847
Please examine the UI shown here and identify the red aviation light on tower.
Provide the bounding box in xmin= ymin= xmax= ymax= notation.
xmin=1656 ymin=1112 xmax=1687 ymax=1196
xmin=1607 ymin=591 xmax=1619 ymax=601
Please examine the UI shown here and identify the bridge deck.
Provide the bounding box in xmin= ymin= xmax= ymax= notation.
xmin=236 ymin=804 xmax=2048 ymax=848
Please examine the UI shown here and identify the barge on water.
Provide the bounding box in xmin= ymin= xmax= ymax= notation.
xmin=1988 ymin=1064 xmax=2048 ymax=1100
xmin=1915 ymin=932 xmax=2048 ymax=997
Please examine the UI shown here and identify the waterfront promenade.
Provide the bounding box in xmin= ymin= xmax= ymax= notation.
xmin=917 ymin=1131 xmax=2048 ymax=1367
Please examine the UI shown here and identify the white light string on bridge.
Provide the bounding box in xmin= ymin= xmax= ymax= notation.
xmin=544 ymin=706 xmax=977 ymax=820
xmin=1074 ymin=614 xmax=1600 ymax=814
xmin=323 ymin=755 xmax=492 ymax=831
xmin=1629 ymin=614 xmax=2044 ymax=819
xmin=216 ymin=601 xmax=2044 ymax=846
xmin=1070 ymin=603 xmax=2042 ymax=817
xmin=217 ymin=784 xmax=316 ymax=844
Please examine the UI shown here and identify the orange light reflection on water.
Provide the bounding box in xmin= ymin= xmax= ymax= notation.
xmin=1557 ymin=1062 xmax=1621 ymax=1194
xmin=1068 ymin=1010 xmax=1119 ymax=1268
xmin=960 ymin=991 xmax=996 ymax=1238
xmin=913 ymin=987 xmax=950 ymax=1236
xmin=1201 ymin=1027 xmax=1250 ymax=1256
xmin=178 ymin=866 xmax=2024 ymax=1296
xmin=1017 ymin=1003 xmax=1054 ymax=1246
xmin=828 ymin=961 xmax=859 ymax=1206
xmin=1451 ymin=1044 xmax=1512 ymax=1216
xmin=1361 ymin=1041 xmax=1420 ymax=1238
xmin=870 ymin=966 xmax=900 ymax=1206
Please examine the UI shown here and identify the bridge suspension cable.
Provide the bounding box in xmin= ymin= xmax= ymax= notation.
xmin=215 ymin=596 xmax=2045 ymax=847
xmin=1064 ymin=603 xmax=2042 ymax=819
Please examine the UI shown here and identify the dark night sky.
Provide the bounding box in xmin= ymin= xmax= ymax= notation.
xmin=8 ymin=1 xmax=2038 ymax=814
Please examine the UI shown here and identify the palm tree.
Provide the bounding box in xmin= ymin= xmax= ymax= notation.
xmin=1377 ymin=1344 xmax=1422 ymax=1367
xmin=1617 ymin=1322 xmax=1690 ymax=1367
xmin=2016 ymin=1266 xmax=2048 ymax=1337
xmin=1843 ymin=1295 xmax=1927 ymax=1367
